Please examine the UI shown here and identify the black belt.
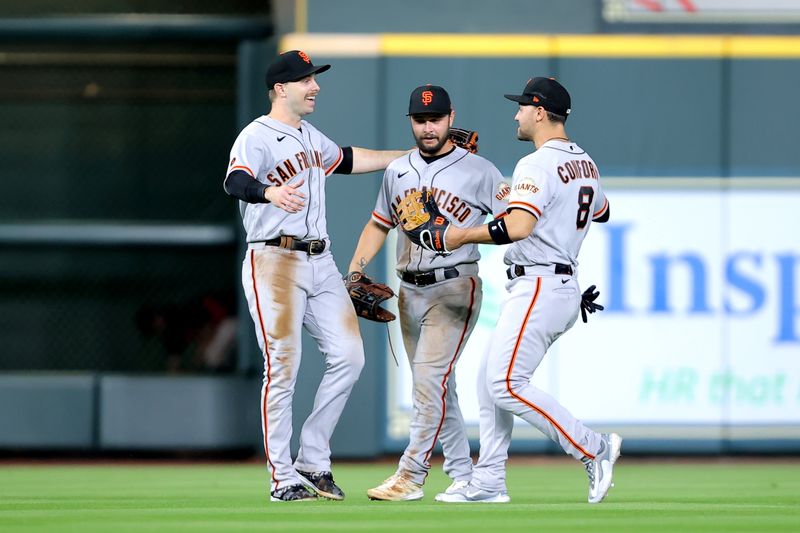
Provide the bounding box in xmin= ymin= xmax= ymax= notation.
xmin=506 ymin=263 xmax=573 ymax=279
xmin=401 ymin=267 xmax=460 ymax=287
xmin=253 ymin=236 xmax=326 ymax=255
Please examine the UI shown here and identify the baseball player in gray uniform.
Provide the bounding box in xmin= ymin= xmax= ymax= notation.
xmin=224 ymin=50 xmax=407 ymax=502
xmin=346 ymin=85 xmax=508 ymax=501
xmin=431 ymin=77 xmax=621 ymax=504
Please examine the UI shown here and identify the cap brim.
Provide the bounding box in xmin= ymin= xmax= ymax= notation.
xmin=504 ymin=94 xmax=530 ymax=104
xmin=406 ymin=110 xmax=450 ymax=117
xmin=289 ymin=63 xmax=331 ymax=82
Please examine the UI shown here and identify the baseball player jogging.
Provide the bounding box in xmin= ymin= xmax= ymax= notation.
xmin=396 ymin=77 xmax=619 ymax=504
xmin=346 ymin=85 xmax=507 ymax=502
xmin=224 ymin=50 xmax=407 ymax=502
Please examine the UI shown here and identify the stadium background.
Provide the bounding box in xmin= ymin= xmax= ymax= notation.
xmin=1 ymin=0 xmax=799 ymax=461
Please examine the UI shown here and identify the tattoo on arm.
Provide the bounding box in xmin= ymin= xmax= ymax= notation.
xmin=358 ymin=257 xmax=367 ymax=272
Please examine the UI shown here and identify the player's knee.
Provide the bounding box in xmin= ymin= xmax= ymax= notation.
xmin=487 ymin=375 xmax=509 ymax=403
xmin=333 ymin=337 xmax=365 ymax=379
xmin=487 ymin=374 xmax=521 ymax=406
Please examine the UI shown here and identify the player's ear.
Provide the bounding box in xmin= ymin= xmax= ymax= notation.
xmin=448 ymin=110 xmax=455 ymax=127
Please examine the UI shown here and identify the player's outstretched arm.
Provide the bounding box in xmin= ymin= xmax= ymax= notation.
xmin=446 ymin=209 xmax=536 ymax=250
xmin=348 ymin=220 xmax=391 ymax=273
xmin=350 ymin=147 xmax=411 ymax=174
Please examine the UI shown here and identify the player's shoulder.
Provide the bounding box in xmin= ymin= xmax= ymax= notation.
xmin=462 ymin=151 xmax=498 ymax=170
xmin=386 ymin=151 xmax=413 ymax=172
xmin=236 ymin=116 xmax=282 ymax=141
xmin=516 ymin=150 xmax=550 ymax=173
xmin=237 ymin=117 xmax=266 ymax=137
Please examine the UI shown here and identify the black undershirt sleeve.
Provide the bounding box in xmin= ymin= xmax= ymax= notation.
xmin=332 ymin=146 xmax=354 ymax=174
xmin=223 ymin=169 xmax=269 ymax=203
xmin=594 ymin=205 xmax=611 ymax=223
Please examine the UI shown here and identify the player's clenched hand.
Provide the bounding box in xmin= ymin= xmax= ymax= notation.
xmin=265 ymin=178 xmax=306 ymax=213
xmin=444 ymin=225 xmax=465 ymax=252
xmin=580 ymin=284 xmax=604 ymax=323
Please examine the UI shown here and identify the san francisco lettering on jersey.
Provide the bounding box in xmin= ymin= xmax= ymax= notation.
xmin=265 ymin=149 xmax=326 ymax=185
xmin=557 ymin=159 xmax=598 ymax=184
xmin=390 ymin=186 xmax=473 ymax=223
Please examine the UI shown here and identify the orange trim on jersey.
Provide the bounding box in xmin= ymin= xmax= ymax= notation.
xmin=325 ymin=148 xmax=344 ymax=176
xmin=593 ymin=198 xmax=609 ymax=218
xmin=250 ymin=250 xmax=279 ymax=487
xmin=422 ymin=277 xmax=477 ymax=477
xmin=371 ymin=211 xmax=394 ymax=228
xmin=494 ymin=212 xmax=508 ymax=219
xmin=505 ymin=277 xmax=595 ymax=460
xmin=508 ymin=201 xmax=542 ymax=217
xmin=231 ymin=165 xmax=255 ymax=177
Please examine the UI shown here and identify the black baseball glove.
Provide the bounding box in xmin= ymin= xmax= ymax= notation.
xmin=344 ymin=271 xmax=396 ymax=322
xmin=395 ymin=190 xmax=451 ymax=255
xmin=449 ymin=127 xmax=478 ymax=154
xmin=580 ymin=284 xmax=604 ymax=323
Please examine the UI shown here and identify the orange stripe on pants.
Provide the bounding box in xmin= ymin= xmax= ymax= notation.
xmin=250 ymin=250 xmax=280 ymax=486
xmin=505 ymin=277 xmax=595 ymax=460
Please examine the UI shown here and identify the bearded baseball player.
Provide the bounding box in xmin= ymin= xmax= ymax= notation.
xmin=223 ymin=50 xmax=407 ymax=502
xmin=345 ymin=85 xmax=508 ymax=502
xmin=399 ymin=77 xmax=620 ymax=504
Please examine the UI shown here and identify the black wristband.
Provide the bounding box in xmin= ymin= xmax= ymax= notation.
xmin=487 ymin=217 xmax=512 ymax=245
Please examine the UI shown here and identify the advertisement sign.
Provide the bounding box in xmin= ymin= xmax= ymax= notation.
xmin=603 ymin=0 xmax=800 ymax=23
xmin=384 ymin=186 xmax=800 ymax=443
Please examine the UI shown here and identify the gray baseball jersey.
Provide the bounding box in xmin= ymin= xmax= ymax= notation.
xmin=371 ymin=146 xmax=508 ymax=274
xmin=227 ymin=116 xmax=344 ymax=243
xmin=503 ymin=139 xmax=608 ymax=268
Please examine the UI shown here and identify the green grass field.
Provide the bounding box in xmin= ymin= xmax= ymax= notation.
xmin=1 ymin=459 xmax=798 ymax=532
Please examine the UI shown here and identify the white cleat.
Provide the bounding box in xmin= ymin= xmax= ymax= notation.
xmin=584 ymin=432 xmax=623 ymax=504
xmin=367 ymin=473 xmax=424 ymax=501
xmin=464 ymin=486 xmax=511 ymax=503
xmin=434 ymin=479 xmax=471 ymax=502
xmin=438 ymin=483 xmax=510 ymax=503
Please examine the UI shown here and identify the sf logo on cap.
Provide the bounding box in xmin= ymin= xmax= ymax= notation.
xmin=422 ymin=90 xmax=433 ymax=106
xmin=298 ymin=51 xmax=311 ymax=64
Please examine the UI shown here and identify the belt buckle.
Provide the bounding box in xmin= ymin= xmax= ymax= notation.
xmin=413 ymin=274 xmax=425 ymax=286
xmin=308 ymin=240 xmax=325 ymax=255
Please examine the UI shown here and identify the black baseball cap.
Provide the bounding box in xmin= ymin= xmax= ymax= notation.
xmin=265 ymin=50 xmax=331 ymax=88
xmin=407 ymin=84 xmax=452 ymax=116
xmin=504 ymin=77 xmax=571 ymax=118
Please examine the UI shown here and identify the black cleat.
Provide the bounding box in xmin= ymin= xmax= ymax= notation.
xmin=297 ymin=470 xmax=345 ymax=501
xmin=270 ymin=483 xmax=318 ymax=502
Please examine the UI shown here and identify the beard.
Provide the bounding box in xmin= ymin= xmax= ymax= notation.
xmin=415 ymin=132 xmax=449 ymax=155
xmin=516 ymin=127 xmax=532 ymax=141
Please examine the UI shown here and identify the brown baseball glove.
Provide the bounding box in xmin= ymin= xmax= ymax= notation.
xmin=344 ymin=271 xmax=396 ymax=322
xmin=395 ymin=190 xmax=451 ymax=256
xmin=449 ymin=127 xmax=478 ymax=154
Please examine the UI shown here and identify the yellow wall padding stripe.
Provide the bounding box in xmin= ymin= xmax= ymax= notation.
xmin=280 ymin=33 xmax=800 ymax=59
